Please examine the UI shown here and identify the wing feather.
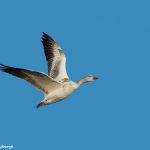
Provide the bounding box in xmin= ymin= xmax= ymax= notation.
xmin=42 ymin=32 xmax=69 ymax=82
xmin=0 ymin=64 xmax=62 ymax=94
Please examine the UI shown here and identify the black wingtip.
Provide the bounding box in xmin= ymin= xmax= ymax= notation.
xmin=42 ymin=32 xmax=54 ymax=39
xmin=42 ymin=32 xmax=49 ymax=40
xmin=42 ymin=32 xmax=46 ymax=36
xmin=41 ymin=32 xmax=55 ymax=44
xmin=0 ymin=64 xmax=8 ymax=70
xmin=42 ymin=32 xmax=49 ymax=37
xmin=0 ymin=66 xmax=6 ymax=72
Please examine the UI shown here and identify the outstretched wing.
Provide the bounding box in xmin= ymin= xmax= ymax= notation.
xmin=42 ymin=32 xmax=69 ymax=82
xmin=0 ymin=64 xmax=62 ymax=94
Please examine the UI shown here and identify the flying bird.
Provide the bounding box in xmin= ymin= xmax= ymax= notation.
xmin=0 ymin=32 xmax=98 ymax=108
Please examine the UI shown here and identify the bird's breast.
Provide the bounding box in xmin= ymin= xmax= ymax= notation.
xmin=46 ymin=86 xmax=75 ymax=100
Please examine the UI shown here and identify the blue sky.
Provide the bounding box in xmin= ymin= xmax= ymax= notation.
xmin=0 ymin=0 xmax=150 ymax=149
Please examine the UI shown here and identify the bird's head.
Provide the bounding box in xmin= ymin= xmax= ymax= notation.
xmin=84 ymin=75 xmax=99 ymax=82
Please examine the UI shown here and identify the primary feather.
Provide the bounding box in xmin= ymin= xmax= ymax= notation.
xmin=42 ymin=32 xmax=69 ymax=82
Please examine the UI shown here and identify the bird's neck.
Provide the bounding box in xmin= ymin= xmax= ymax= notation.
xmin=76 ymin=78 xmax=88 ymax=87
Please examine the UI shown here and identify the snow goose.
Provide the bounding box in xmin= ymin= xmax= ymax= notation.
xmin=0 ymin=32 xmax=98 ymax=108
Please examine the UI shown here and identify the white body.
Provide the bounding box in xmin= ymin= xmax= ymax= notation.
xmin=44 ymin=81 xmax=78 ymax=104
